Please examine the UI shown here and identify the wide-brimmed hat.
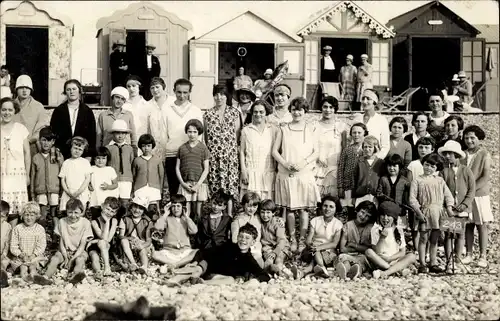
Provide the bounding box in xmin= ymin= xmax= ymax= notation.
xmin=438 ymin=140 xmax=465 ymax=159
xmin=111 ymin=86 xmax=129 ymax=101
xmin=323 ymin=45 xmax=332 ymax=51
xmin=15 ymin=75 xmax=33 ymax=91
xmin=458 ymin=71 xmax=467 ymax=78
xmin=451 ymin=74 xmax=460 ymax=82
xmin=131 ymin=196 xmax=149 ymax=211
xmin=146 ymin=42 xmax=156 ymax=49
xmin=234 ymin=85 xmax=256 ymax=102
xmin=264 ymin=68 xmax=273 ymax=76
xmin=110 ymin=119 xmax=131 ymax=133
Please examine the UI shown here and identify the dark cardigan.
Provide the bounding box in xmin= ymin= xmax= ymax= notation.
xmin=195 ymin=215 xmax=232 ymax=250
xmin=50 ymin=101 xmax=97 ymax=159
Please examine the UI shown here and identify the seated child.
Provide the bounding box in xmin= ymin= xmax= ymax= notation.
xmin=9 ymin=202 xmax=47 ymax=282
xmin=167 ymin=223 xmax=270 ymax=286
xmin=34 ymin=199 xmax=93 ymax=285
xmin=300 ymin=196 xmax=343 ymax=279
xmin=259 ymin=199 xmax=292 ymax=277
xmin=151 ymin=194 xmax=198 ymax=270
xmin=336 ymin=200 xmax=377 ymax=280
xmin=365 ymin=201 xmax=417 ymax=279
xmin=195 ymin=190 xmax=231 ymax=250
xmin=87 ymin=196 xmax=120 ymax=278
xmin=1 ymin=201 xmax=12 ymax=273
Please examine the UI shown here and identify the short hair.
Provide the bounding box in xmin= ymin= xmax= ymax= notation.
xmin=362 ymin=135 xmax=380 ymax=153
xmin=173 ymin=78 xmax=193 ymax=92
xmin=428 ymin=89 xmax=444 ymax=101
xmin=422 ymin=153 xmax=444 ymax=171
xmin=355 ymin=200 xmax=377 ymax=222
xmin=39 ymin=126 xmax=56 ymax=140
xmin=444 ymin=115 xmax=464 ymax=131
xmin=245 ymin=100 xmax=273 ymax=124
xmin=320 ymin=195 xmax=342 ymax=213
xmin=212 ymin=84 xmax=227 ymax=97
xmin=125 ymin=74 xmax=143 ymax=87
xmin=170 ymin=194 xmax=187 ymax=206
xmin=95 ymin=146 xmax=111 ymax=163
xmin=384 ymin=153 xmax=404 ymax=169
xmin=241 ymin=192 xmax=261 ymax=207
xmin=138 ymin=134 xmax=156 ymax=149
xmin=288 ymin=96 xmax=310 ymax=113
xmin=238 ymin=223 xmax=258 ymax=240
xmin=0 ymin=65 xmax=7 ymax=71
xmin=70 ymin=136 xmax=89 ymax=151
xmin=416 ymin=136 xmax=436 ymax=149
xmin=20 ymin=202 xmax=41 ymax=219
xmin=260 ymin=199 xmax=276 ymax=212
xmin=184 ymin=119 xmax=204 ymax=135
xmin=103 ymin=196 xmax=120 ymax=210
xmin=150 ymin=77 xmax=166 ymax=90
xmin=412 ymin=112 xmax=431 ymax=126
xmin=63 ymin=79 xmax=82 ymax=96
xmin=0 ymin=200 xmax=10 ymax=214
xmin=0 ymin=97 xmax=20 ymax=114
xmin=389 ymin=116 xmax=409 ymax=133
xmin=66 ymin=198 xmax=84 ymax=212
xmin=463 ymin=125 xmax=486 ymax=140
xmin=211 ymin=189 xmax=230 ymax=204
xmin=350 ymin=122 xmax=369 ymax=136
xmin=320 ymin=96 xmax=339 ymax=113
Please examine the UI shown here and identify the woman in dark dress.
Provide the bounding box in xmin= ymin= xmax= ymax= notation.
xmin=50 ymin=79 xmax=97 ymax=160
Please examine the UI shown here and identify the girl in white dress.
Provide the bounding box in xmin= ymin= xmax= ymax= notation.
xmin=314 ymin=96 xmax=348 ymax=197
xmin=89 ymin=147 xmax=119 ymax=218
xmin=273 ymin=97 xmax=320 ymax=253
xmin=240 ymin=101 xmax=278 ymax=200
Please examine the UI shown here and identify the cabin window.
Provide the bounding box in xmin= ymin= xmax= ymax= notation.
xmin=194 ymin=47 xmax=212 ymax=73
xmin=462 ymin=40 xmax=484 ymax=83
xmin=305 ymin=39 xmax=318 ymax=84
xmin=371 ymin=42 xmax=389 ymax=86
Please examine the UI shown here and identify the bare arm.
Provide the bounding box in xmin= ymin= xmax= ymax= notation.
xmin=271 ymin=127 xmax=289 ymax=168
xmin=9 ymin=227 xmax=21 ymax=257
xmin=107 ymin=218 xmax=118 ymax=243
xmin=175 ymin=158 xmax=188 ymax=189
xmin=305 ymin=223 xmax=315 ymax=247
xmin=23 ymin=138 xmax=31 ymax=182
xmin=231 ymin=220 xmax=240 ymax=244
xmin=196 ymin=159 xmax=210 ymax=187
xmin=317 ymin=229 xmax=342 ymax=251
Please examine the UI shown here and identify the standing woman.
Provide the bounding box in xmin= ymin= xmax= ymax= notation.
xmin=50 ymin=79 xmax=97 ymax=160
xmin=354 ymin=89 xmax=390 ymax=159
xmin=404 ymin=112 xmax=431 ymax=161
xmin=273 ymin=97 xmax=320 ymax=253
xmin=0 ymin=97 xmax=31 ymax=216
xmin=427 ymin=90 xmax=449 ymax=142
xmin=123 ymin=75 xmax=151 ymax=140
xmin=314 ymin=96 xmax=348 ymax=197
xmin=339 ymin=54 xmax=357 ymax=102
xmin=240 ymin=100 xmax=277 ymax=200
xmin=204 ymin=85 xmax=242 ymax=217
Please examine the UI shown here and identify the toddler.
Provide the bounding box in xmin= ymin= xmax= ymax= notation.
xmin=353 ymin=135 xmax=384 ymax=207
xmin=388 ymin=116 xmax=412 ymax=167
xmin=1 ymin=201 xmax=12 ymax=272
xmin=118 ymin=196 xmax=153 ymax=274
xmin=195 ymin=190 xmax=231 ymax=250
xmin=88 ymin=196 xmax=120 ymax=278
xmin=30 ymin=126 xmax=63 ymax=228
xmin=9 ymin=202 xmax=47 ymax=282
xmin=34 ymin=199 xmax=93 ymax=285
xmin=89 ymin=147 xmax=119 ymax=220
xmin=152 ymin=194 xmax=198 ymax=270
xmin=366 ymin=201 xmax=417 ymax=279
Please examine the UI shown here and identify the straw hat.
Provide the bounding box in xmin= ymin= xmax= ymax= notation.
xmin=234 ymin=84 xmax=256 ymax=102
xmin=264 ymin=68 xmax=273 ymax=76
xmin=131 ymin=196 xmax=149 ymax=211
xmin=111 ymin=86 xmax=129 ymax=101
xmin=15 ymin=75 xmax=33 ymax=91
xmin=110 ymin=119 xmax=131 ymax=133
xmin=323 ymin=45 xmax=332 ymax=51
xmin=438 ymin=140 xmax=465 ymax=159
xmin=146 ymin=42 xmax=156 ymax=50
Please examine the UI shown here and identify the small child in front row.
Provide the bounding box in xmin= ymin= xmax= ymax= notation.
xmin=34 ymin=199 xmax=94 ymax=286
xmin=438 ymin=140 xmax=475 ymax=273
xmin=132 ymin=134 xmax=164 ymax=218
xmin=195 ymin=190 xmax=231 ymax=250
xmin=366 ymin=201 xmax=417 ymax=279
xmin=9 ymin=202 xmax=47 ymax=282
xmin=152 ymin=194 xmax=198 ymax=271
xmin=89 ymin=147 xmax=119 ymax=220
xmin=118 ymin=196 xmax=154 ymax=274
xmin=409 ymin=153 xmax=454 ymax=274
xmin=87 ymin=197 xmax=120 ymax=278
xmin=30 ymin=126 xmax=63 ymax=228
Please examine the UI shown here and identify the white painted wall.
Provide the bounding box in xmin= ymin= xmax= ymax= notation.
xmin=16 ymin=0 xmax=499 ymax=82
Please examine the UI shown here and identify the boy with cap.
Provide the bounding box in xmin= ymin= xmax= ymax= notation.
xmin=365 ymin=201 xmax=417 ymax=279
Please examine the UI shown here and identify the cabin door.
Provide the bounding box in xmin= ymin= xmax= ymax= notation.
xmin=276 ymin=43 xmax=305 ymax=97
xmin=461 ymin=38 xmax=486 ymax=109
xmin=189 ymin=40 xmax=218 ymax=109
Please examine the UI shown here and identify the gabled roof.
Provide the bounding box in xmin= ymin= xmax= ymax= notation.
xmin=388 ymin=0 xmax=480 ymax=35
xmin=297 ymin=1 xmax=395 ymax=38
xmin=0 ymin=0 xmax=73 ymax=27
xmin=474 ymin=24 xmax=499 ymax=43
xmin=196 ymin=10 xmax=302 ymax=43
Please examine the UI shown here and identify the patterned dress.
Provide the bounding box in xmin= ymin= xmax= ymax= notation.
xmin=339 ymin=65 xmax=357 ymax=101
xmin=1 ymin=122 xmax=29 ymax=215
xmin=356 ymin=63 xmax=373 ymax=102
xmin=204 ymin=106 xmax=240 ymax=198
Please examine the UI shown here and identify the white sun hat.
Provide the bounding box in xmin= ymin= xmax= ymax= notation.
xmin=110 ymin=119 xmax=131 ymax=133
xmin=438 ymin=140 xmax=465 ymax=159
xmin=111 ymin=86 xmax=129 ymax=101
xmin=15 ymin=75 xmax=33 ymax=91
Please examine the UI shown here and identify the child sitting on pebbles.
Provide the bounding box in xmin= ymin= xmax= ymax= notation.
xmin=366 ymin=201 xmax=417 ymax=279
xmin=336 ymin=200 xmax=377 ymax=280
xmin=34 ymin=199 xmax=93 ymax=285
xmin=151 ymin=194 xmax=198 ymax=271
xmin=118 ymin=196 xmax=154 ymax=274
xmin=9 ymin=202 xmax=47 ymax=282
xmin=195 ymin=190 xmax=231 ymax=250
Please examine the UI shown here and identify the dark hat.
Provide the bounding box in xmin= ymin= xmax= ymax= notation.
xmin=234 ymin=86 xmax=256 ymax=102
xmin=378 ymin=201 xmax=401 ymax=219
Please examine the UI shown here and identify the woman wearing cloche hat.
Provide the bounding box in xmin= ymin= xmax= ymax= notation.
xmin=339 ymin=54 xmax=358 ymax=102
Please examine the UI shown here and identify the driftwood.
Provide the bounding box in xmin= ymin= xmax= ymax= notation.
xmin=83 ymin=296 xmax=176 ymax=320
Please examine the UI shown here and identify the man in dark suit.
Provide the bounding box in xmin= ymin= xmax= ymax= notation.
xmin=142 ymin=42 xmax=161 ymax=100
xmin=320 ymin=45 xmax=336 ymax=83
xmin=109 ymin=39 xmax=129 ymax=89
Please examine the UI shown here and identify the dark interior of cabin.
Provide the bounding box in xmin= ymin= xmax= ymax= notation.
xmin=6 ymin=26 xmax=49 ymax=105
xmin=218 ymin=42 xmax=274 ymax=95
xmin=126 ymin=30 xmax=147 ymax=78
xmin=319 ymin=38 xmax=368 ymax=82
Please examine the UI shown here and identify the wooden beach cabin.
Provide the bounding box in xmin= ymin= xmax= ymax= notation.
xmin=297 ymin=0 xmax=395 ymax=110
xmin=95 ymin=1 xmax=192 ymax=106
xmin=0 ymin=0 xmax=73 ymax=106
xmin=188 ymin=10 xmax=304 ymax=109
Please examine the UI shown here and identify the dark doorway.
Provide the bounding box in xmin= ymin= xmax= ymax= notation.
xmin=320 ymin=38 xmax=368 ymax=82
xmin=126 ymin=30 xmax=146 ymax=78
xmin=392 ymin=38 xmax=410 ymax=96
xmin=6 ymin=26 xmax=49 ymax=105
xmin=218 ymin=42 xmax=275 ymax=97
xmin=411 ymin=37 xmax=460 ymax=110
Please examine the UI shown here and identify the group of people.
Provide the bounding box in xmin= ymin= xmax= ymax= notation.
xmin=0 ymin=68 xmax=494 ymax=286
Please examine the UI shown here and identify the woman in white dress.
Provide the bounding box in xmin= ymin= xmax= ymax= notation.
xmin=0 ymin=97 xmax=30 ymax=217
xmin=273 ymin=97 xmax=320 ymax=253
xmin=314 ymin=96 xmax=348 ymax=197
xmin=123 ymin=75 xmax=152 ymax=140
xmin=240 ymin=101 xmax=277 ymax=200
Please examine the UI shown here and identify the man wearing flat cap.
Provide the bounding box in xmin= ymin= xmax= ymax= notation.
xmin=339 ymin=54 xmax=357 ymax=102
xmin=141 ymin=42 xmax=161 ymax=100
xmin=320 ymin=45 xmax=336 ymax=83
xmin=356 ymin=54 xmax=373 ymax=105
xmin=110 ymin=39 xmax=129 ymax=89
